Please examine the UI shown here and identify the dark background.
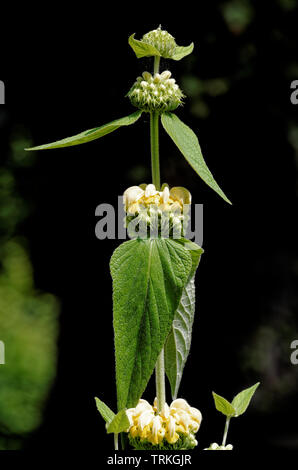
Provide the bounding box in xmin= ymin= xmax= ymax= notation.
xmin=1 ymin=0 xmax=298 ymax=454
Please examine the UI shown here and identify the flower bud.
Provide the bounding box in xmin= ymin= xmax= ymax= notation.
xmin=127 ymin=71 xmax=184 ymax=113
xmin=142 ymin=26 xmax=177 ymax=58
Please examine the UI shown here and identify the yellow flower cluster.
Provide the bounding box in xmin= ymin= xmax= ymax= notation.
xmin=126 ymin=398 xmax=202 ymax=446
xmin=123 ymin=184 xmax=191 ymax=216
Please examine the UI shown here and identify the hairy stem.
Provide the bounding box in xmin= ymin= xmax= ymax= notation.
xmin=150 ymin=111 xmax=160 ymax=190
xmin=114 ymin=433 xmax=119 ymax=450
xmin=154 ymin=56 xmax=160 ymax=75
xmin=155 ymin=349 xmax=166 ymax=413
xmin=222 ymin=417 xmax=231 ymax=447
xmin=151 ymin=55 xmax=165 ymax=412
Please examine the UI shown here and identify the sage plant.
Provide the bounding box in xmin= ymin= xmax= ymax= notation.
xmin=26 ymin=26 xmax=259 ymax=451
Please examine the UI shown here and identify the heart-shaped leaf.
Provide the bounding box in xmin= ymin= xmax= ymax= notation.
xmin=110 ymin=238 xmax=192 ymax=410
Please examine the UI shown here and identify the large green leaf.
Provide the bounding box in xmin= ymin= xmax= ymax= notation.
xmin=110 ymin=238 xmax=192 ymax=411
xmin=161 ymin=113 xmax=231 ymax=204
xmin=231 ymin=382 xmax=260 ymax=417
xmin=172 ymin=43 xmax=194 ymax=61
xmin=128 ymin=34 xmax=161 ymax=58
xmin=165 ymin=240 xmax=203 ymax=399
xmin=25 ymin=111 xmax=142 ymax=150
xmin=212 ymin=392 xmax=236 ymax=418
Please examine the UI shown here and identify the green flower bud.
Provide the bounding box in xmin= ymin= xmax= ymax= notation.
xmin=127 ymin=70 xmax=184 ymax=113
xmin=142 ymin=26 xmax=177 ymax=58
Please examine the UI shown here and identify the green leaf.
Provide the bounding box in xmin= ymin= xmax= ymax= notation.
xmin=106 ymin=409 xmax=130 ymax=434
xmin=231 ymin=382 xmax=260 ymax=417
xmin=176 ymin=239 xmax=203 ymax=282
xmin=165 ymin=240 xmax=203 ymax=399
xmin=212 ymin=392 xmax=236 ymax=417
xmin=128 ymin=34 xmax=161 ymax=58
xmin=110 ymin=238 xmax=192 ymax=410
xmin=25 ymin=111 xmax=142 ymax=150
xmin=94 ymin=397 xmax=115 ymax=424
xmin=172 ymin=43 xmax=194 ymax=61
xmin=161 ymin=113 xmax=231 ymax=204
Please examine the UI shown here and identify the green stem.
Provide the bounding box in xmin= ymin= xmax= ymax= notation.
xmin=155 ymin=349 xmax=166 ymax=414
xmin=150 ymin=111 xmax=160 ymax=190
xmin=151 ymin=54 xmax=165 ymax=412
xmin=154 ymin=56 xmax=160 ymax=75
xmin=222 ymin=417 xmax=231 ymax=447
xmin=114 ymin=433 xmax=119 ymax=450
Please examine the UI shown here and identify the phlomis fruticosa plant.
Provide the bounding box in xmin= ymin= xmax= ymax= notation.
xmin=26 ymin=26 xmax=259 ymax=451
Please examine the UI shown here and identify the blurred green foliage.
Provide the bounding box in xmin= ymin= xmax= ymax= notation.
xmin=0 ymin=127 xmax=59 ymax=449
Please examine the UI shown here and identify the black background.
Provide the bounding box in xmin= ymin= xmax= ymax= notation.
xmin=1 ymin=1 xmax=298 ymax=456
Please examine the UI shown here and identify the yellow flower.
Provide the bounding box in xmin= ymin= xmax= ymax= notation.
xmin=123 ymin=183 xmax=191 ymax=215
xmin=127 ymin=397 xmax=202 ymax=447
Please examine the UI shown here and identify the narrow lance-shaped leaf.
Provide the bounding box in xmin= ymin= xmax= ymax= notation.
xmin=94 ymin=397 xmax=115 ymax=425
xmin=231 ymin=382 xmax=260 ymax=417
xmin=161 ymin=112 xmax=231 ymax=204
xmin=110 ymin=238 xmax=192 ymax=411
xmin=212 ymin=392 xmax=236 ymax=418
xmin=165 ymin=240 xmax=203 ymax=399
xmin=128 ymin=34 xmax=161 ymax=58
xmin=106 ymin=409 xmax=130 ymax=434
xmin=25 ymin=110 xmax=142 ymax=150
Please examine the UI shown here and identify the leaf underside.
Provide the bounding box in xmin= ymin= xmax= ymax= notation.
xmin=161 ymin=112 xmax=231 ymax=204
xmin=165 ymin=278 xmax=196 ymax=400
xmin=165 ymin=240 xmax=203 ymax=399
xmin=25 ymin=110 xmax=142 ymax=150
xmin=110 ymin=238 xmax=192 ymax=411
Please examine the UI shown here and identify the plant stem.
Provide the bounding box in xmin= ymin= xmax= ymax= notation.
xmin=222 ymin=417 xmax=231 ymax=447
xmin=150 ymin=111 xmax=160 ymax=190
xmin=114 ymin=433 xmax=119 ymax=450
xmin=154 ymin=56 xmax=160 ymax=75
xmin=151 ymin=54 xmax=165 ymax=413
xmin=155 ymin=349 xmax=166 ymax=414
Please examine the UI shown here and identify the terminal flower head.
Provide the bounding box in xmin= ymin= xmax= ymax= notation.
xmin=142 ymin=26 xmax=177 ymax=58
xmin=126 ymin=397 xmax=202 ymax=449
